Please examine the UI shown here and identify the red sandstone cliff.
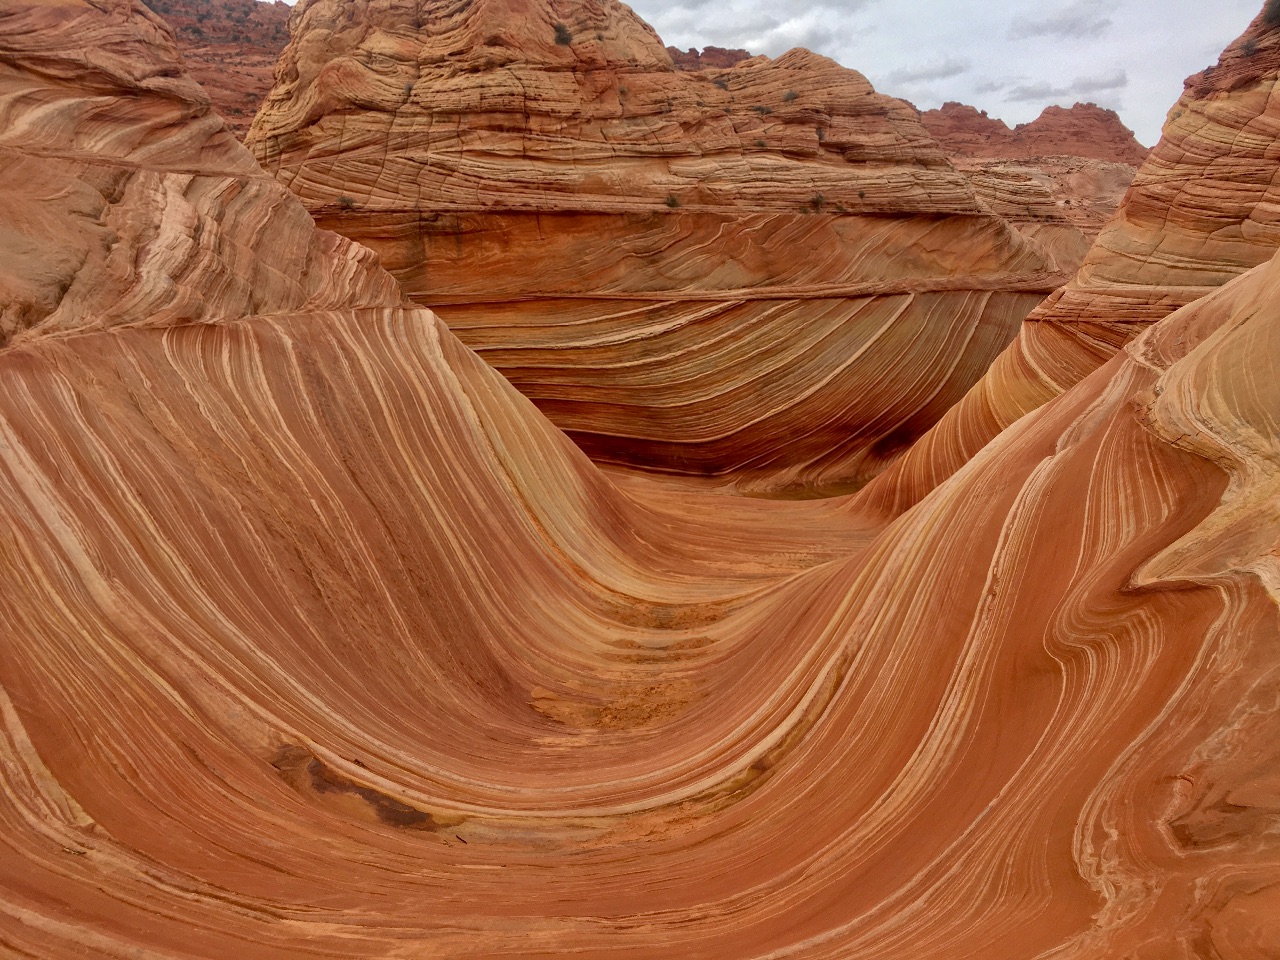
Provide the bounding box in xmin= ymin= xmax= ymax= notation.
xmin=666 ymin=45 xmax=752 ymax=71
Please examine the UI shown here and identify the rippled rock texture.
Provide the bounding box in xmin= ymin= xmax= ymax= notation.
xmin=856 ymin=7 xmax=1280 ymax=518
xmin=247 ymin=0 xmax=1066 ymax=494
xmin=3 ymin=2 xmax=1280 ymax=959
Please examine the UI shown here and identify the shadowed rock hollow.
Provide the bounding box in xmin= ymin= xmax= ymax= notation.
xmin=247 ymin=0 xmax=1072 ymax=495
xmin=2 ymin=1 xmax=1279 ymax=959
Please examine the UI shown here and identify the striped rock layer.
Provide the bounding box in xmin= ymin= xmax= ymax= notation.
xmin=3 ymin=2 xmax=1280 ymax=959
xmin=246 ymin=0 xmax=1068 ymax=494
xmin=854 ymin=6 xmax=1280 ymax=518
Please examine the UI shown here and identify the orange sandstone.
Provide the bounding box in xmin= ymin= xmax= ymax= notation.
xmin=856 ymin=7 xmax=1280 ymax=518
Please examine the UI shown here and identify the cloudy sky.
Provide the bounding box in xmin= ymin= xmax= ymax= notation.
xmin=631 ymin=0 xmax=1263 ymax=145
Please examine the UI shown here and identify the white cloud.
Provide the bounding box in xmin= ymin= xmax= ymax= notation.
xmin=1004 ymin=68 xmax=1128 ymax=102
xmin=888 ymin=57 xmax=972 ymax=86
xmin=1008 ymin=0 xmax=1113 ymax=40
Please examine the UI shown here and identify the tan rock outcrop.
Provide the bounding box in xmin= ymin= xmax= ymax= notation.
xmin=0 ymin=0 xmax=402 ymax=346
xmin=855 ymin=7 xmax=1280 ymax=517
xmin=919 ymin=102 xmax=1146 ymax=268
xmin=247 ymin=0 xmax=1065 ymax=494
xmin=957 ymin=155 xmax=1137 ymax=243
xmin=2 ymin=3 xmax=1280 ymax=959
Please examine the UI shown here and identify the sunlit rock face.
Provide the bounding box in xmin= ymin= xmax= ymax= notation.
xmin=3 ymin=2 xmax=1280 ymax=959
xmin=854 ymin=7 xmax=1280 ymax=518
xmin=246 ymin=0 xmax=1066 ymax=495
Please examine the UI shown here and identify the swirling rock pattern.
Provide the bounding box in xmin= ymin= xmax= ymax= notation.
xmin=0 ymin=0 xmax=404 ymax=345
xmin=856 ymin=8 xmax=1280 ymax=518
xmin=246 ymin=0 xmax=1065 ymax=494
xmin=3 ymin=2 xmax=1279 ymax=959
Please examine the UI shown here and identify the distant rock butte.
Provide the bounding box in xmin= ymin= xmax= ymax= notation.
xmin=918 ymin=102 xmax=1146 ymax=249
xmin=920 ymin=100 xmax=1150 ymax=166
xmin=855 ymin=7 xmax=1280 ymax=519
xmin=139 ymin=0 xmax=290 ymax=136
xmin=248 ymin=0 xmax=1069 ymax=494
xmin=667 ymin=45 xmax=752 ymax=70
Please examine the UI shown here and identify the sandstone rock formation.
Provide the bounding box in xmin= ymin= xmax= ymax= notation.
xmin=855 ymin=8 xmax=1280 ymax=518
xmin=918 ymin=101 xmax=1145 ymax=263
xmin=667 ymin=44 xmax=751 ymax=71
xmin=140 ymin=0 xmax=291 ymax=135
xmin=3 ymin=2 xmax=1280 ymax=958
xmin=920 ymin=101 xmax=1150 ymax=166
xmin=956 ymin=154 xmax=1137 ymax=244
xmin=247 ymin=0 xmax=1067 ymax=494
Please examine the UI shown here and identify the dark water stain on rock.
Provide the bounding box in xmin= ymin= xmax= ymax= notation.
xmin=272 ymin=744 xmax=443 ymax=830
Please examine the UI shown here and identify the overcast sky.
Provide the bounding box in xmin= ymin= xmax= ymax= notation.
xmin=632 ymin=0 xmax=1263 ymax=145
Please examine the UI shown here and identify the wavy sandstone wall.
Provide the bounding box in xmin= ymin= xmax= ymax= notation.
xmin=246 ymin=0 xmax=1068 ymax=494
xmin=854 ymin=7 xmax=1280 ymax=518
xmin=2 ymin=2 xmax=1280 ymax=958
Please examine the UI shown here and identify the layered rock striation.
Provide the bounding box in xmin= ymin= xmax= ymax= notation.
xmin=247 ymin=0 xmax=1067 ymax=494
xmin=0 ymin=0 xmax=402 ymax=346
xmin=2 ymin=2 xmax=1280 ymax=958
xmin=919 ymin=102 xmax=1146 ymax=258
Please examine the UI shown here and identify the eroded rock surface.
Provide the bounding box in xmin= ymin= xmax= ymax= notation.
xmin=667 ymin=44 xmax=751 ymax=70
xmin=140 ymin=0 xmax=291 ymax=135
xmin=247 ymin=0 xmax=1066 ymax=494
xmin=919 ymin=101 xmax=1146 ymax=264
xmin=2 ymin=3 xmax=1279 ymax=959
